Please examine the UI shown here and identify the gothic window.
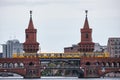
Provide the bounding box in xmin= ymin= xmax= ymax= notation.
xmin=29 ymin=62 xmax=34 ymax=66
xmin=86 ymin=62 xmax=91 ymax=66
xmin=86 ymin=33 xmax=88 ymax=38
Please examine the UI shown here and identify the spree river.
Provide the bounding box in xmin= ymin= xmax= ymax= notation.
xmin=0 ymin=77 xmax=120 ymax=80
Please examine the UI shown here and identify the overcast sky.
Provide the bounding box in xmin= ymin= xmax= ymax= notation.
xmin=0 ymin=0 xmax=120 ymax=53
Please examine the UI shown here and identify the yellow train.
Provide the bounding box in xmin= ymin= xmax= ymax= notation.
xmin=13 ymin=52 xmax=110 ymax=59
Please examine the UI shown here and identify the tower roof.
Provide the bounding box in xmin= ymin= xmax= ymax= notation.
xmin=28 ymin=10 xmax=34 ymax=29
xmin=83 ymin=10 xmax=89 ymax=29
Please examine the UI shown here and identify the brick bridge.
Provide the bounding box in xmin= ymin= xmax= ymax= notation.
xmin=0 ymin=57 xmax=120 ymax=78
xmin=0 ymin=58 xmax=40 ymax=78
xmin=80 ymin=57 xmax=120 ymax=78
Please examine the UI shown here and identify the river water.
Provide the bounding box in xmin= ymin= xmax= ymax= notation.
xmin=0 ymin=77 xmax=120 ymax=80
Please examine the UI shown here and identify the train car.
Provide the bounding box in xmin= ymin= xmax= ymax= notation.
xmin=13 ymin=52 xmax=110 ymax=59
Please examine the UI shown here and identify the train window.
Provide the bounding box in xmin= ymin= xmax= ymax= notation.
xmin=40 ymin=54 xmax=44 ymax=56
xmin=54 ymin=54 xmax=58 ymax=57
xmin=47 ymin=54 xmax=51 ymax=56
xmin=63 ymin=54 xmax=66 ymax=57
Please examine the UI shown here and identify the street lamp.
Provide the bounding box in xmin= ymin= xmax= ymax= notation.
xmin=102 ymin=67 xmax=105 ymax=78
xmin=79 ymin=67 xmax=84 ymax=78
xmin=80 ymin=67 xmax=84 ymax=72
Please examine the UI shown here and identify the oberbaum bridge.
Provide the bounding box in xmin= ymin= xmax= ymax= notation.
xmin=0 ymin=10 xmax=120 ymax=78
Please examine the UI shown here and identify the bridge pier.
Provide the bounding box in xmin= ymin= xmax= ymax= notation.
xmin=24 ymin=68 xmax=41 ymax=78
xmin=24 ymin=58 xmax=41 ymax=78
xmin=83 ymin=66 xmax=100 ymax=78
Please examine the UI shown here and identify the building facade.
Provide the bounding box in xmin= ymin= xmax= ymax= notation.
xmin=107 ymin=38 xmax=120 ymax=57
xmin=94 ymin=43 xmax=107 ymax=52
xmin=0 ymin=53 xmax=2 ymax=58
xmin=2 ymin=39 xmax=23 ymax=58
xmin=64 ymin=10 xmax=94 ymax=53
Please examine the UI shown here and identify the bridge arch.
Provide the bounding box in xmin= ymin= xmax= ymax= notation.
xmin=0 ymin=62 xmax=25 ymax=69
xmin=8 ymin=63 xmax=14 ymax=68
xmin=3 ymin=63 xmax=8 ymax=68
xmin=0 ymin=71 xmax=24 ymax=77
xmin=106 ymin=62 xmax=110 ymax=67
xmin=19 ymin=62 xmax=24 ymax=68
xmin=0 ymin=63 xmax=2 ymax=68
xmin=100 ymin=70 xmax=120 ymax=77
xmin=14 ymin=63 xmax=19 ymax=68
xmin=117 ymin=62 xmax=120 ymax=67
xmin=95 ymin=62 xmax=100 ymax=66
xmin=101 ymin=62 xmax=105 ymax=67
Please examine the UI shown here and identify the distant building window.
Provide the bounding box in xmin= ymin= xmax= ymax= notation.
xmin=115 ymin=46 xmax=117 ymax=49
xmin=115 ymin=51 xmax=117 ymax=54
xmin=71 ymin=47 xmax=73 ymax=50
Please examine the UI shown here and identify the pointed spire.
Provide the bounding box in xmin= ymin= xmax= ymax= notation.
xmin=85 ymin=10 xmax=88 ymax=17
xmin=28 ymin=10 xmax=34 ymax=29
xmin=83 ymin=10 xmax=89 ymax=29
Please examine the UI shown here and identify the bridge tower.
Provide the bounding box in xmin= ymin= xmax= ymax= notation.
xmin=23 ymin=11 xmax=39 ymax=55
xmin=78 ymin=10 xmax=95 ymax=52
xmin=23 ymin=11 xmax=41 ymax=78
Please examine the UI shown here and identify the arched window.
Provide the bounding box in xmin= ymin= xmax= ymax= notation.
xmin=112 ymin=62 xmax=117 ymax=67
xmin=101 ymin=62 xmax=105 ymax=67
xmin=113 ymin=62 xmax=117 ymax=67
xmin=111 ymin=63 xmax=114 ymax=67
xmin=86 ymin=62 xmax=91 ymax=66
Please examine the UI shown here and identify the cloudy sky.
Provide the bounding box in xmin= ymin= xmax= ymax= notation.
xmin=0 ymin=0 xmax=120 ymax=53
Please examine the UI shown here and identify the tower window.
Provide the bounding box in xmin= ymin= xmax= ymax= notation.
xmin=86 ymin=33 xmax=88 ymax=38
xmin=26 ymin=34 xmax=28 ymax=39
